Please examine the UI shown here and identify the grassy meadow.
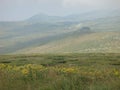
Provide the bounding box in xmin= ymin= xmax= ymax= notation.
xmin=0 ymin=53 xmax=120 ymax=90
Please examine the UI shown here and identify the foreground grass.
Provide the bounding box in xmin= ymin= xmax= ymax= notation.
xmin=0 ymin=53 xmax=120 ymax=90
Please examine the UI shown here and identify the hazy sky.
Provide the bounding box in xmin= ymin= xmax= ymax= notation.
xmin=0 ymin=0 xmax=120 ymax=21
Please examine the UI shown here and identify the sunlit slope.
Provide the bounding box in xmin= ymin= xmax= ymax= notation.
xmin=16 ymin=32 xmax=120 ymax=53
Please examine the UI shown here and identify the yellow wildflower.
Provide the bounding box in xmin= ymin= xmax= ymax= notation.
xmin=21 ymin=68 xmax=29 ymax=75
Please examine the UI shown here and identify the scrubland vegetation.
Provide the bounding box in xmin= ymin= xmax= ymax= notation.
xmin=0 ymin=53 xmax=120 ymax=90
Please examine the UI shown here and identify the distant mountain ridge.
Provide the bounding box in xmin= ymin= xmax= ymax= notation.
xmin=27 ymin=13 xmax=62 ymax=23
xmin=26 ymin=9 xmax=120 ymax=23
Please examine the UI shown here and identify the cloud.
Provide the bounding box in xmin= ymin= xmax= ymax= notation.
xmin=62 ymin=0 xmax=120 ymax=9
xmin=63 ymin=0 xmax=97 ymax=7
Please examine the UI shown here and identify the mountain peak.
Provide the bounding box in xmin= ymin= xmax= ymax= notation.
xmin=27 ymin=13 xmax=61 ymax=23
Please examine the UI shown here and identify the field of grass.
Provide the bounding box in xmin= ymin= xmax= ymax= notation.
xmin=0 ymin=53 xmax=120 ymax=90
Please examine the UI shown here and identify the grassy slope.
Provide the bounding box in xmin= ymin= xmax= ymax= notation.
xmin=16 ymin=31 xmax=120 ymax=54
xmin=13 ymin=16 xmax=120 ymax=54
xmin=0 ymin=16 xmax=120 ymax=54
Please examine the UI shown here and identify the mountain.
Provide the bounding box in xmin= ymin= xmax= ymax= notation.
xmin=0 ymin=9 xmax=120 ymax=54
xmin=27 ymin=13 xmax=63 ymax=23
xmin=65 ymin=9 xmax=120 ymax=22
